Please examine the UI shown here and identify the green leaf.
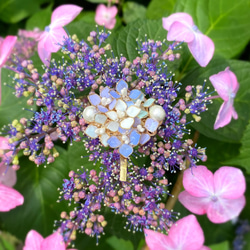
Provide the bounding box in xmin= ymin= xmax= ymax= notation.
xmin=76 ymin=11 xmax=96 ymax=24
xmin=66 ymin=19 xmax=96 ymax=39
xmin=146 ymin=0 xmax=176 ymax=19
xmin=0 ymin=68 xmax=35 ymax=129
xmin=25 ymin=4 xmax=52 ymax=30
xmin=123 ymin=2 xmax=146 ymax=24
xmin=197 ymin=133 xmax=241 ymax=171
xmin=106 ymin=236 xmax=134 ymax=250
xmin=181 ymin=58 xmax=250 ymax=143
xmin=209 ymin=241 xmax=230 ymax=250
xmin=0 ymin=146 xmax=70 ymax=240
xmin=174 ymin=0 xmax=250 ymax=58
xmin=0 ymin=0 xmax=40 ymax=23
xmin=225 ymin=122 xmax=250 ymax=174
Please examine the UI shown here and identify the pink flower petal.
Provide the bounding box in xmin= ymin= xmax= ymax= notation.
xmin=41 ymin=232 xmax=65 ymax=250
xmin=0 ymin=136 xmax=10 ymax=150
xmin=200 ymin=247 xmax=211 ymax=250
xmin=214 ymin=167 xmax=246 ymax=199
xmin=0 ymin=163 xmax=17 ymax=187
xmin=162 ymin=13 xmax=194 ymax=31
xmin=23 ymin=230 xmax=44 ymax=250
xmin=18 ymin=29 xmax=42 ymax=40
xmin=0 ymin=183 xmax=24 ymax=212
xmin=209 ymin=68 xmax=239 ymax=101
xmin=95 ymin=4 xmax=118 ymax=29
xmin=144 ymin=228 xmax=174 ymax=250
xmin=207 ymin=195 xmax=246 ymax=223
xmin=182 ymin=165 xmax=214 ymax=197
xmin=43 ymin=27 xmax=68 ymax=52
xmin=0 ymin=36 xmax=17 ymax=67
xmin=213 ymin=100 xmax=236 ymax=130
xmin=178 ymin=191 xmax=210 ymax=215
xmin=168 ymin=215 xmax=205 ymax=250
xmin=38 ymin=38 xmax=52 ymax=66
xmin=167 ymin=21 xmax=195 ymax=43
xmin=187 ymin=33 xmax=214 ymax=67
xmin=50 ymin=5 xmax=83 ymax=29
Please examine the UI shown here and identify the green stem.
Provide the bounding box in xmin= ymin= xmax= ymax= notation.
xmin=177 ymin=55 xmax=193 ymax=82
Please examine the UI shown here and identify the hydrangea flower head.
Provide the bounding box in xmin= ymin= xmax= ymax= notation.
xmin=38 ymin=4 xmax=83 ymax=65
xmin=144 ymin=214 xmax=210 ymax=250
xmin=23 ymin=230 xmax=76 ymax=250
xmin=209 ymin=67 xmax=239 ymax=129
xmin=179 ymin=165 xmax=246 ymax=223
xmin=83 ymin=79 xmax=166 ymax=180
xmin=162 ymin=12 xmax=214 ymax=67
xmin=95 ymin=4 xmax=118 ymax=29
xmin=0 ymin=137 xmax=24 ymax=212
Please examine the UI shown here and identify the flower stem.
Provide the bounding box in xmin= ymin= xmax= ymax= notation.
xmin=176 ymin=55 xmax=193 ymax=81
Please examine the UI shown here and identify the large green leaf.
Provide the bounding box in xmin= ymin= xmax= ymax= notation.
xmin=146 ymin=0 xmax=176 ymax=19
xmin=224 ymin=122 xmax=250 ymax=174
xmin=0 ymin=0 xmax=40 ymax=23
xmin=209 ymin=241 xmax=230 ymax=250
xmin=0 ymin=147 xmax=70 ymax=240
xmin=66 ymin=19 xmax=96 ymax=38
xmin=25 ymin=4 xmax=52 ymax=30
xmin=106 ymin=236 xmax=133 ymax=250
xmin=123 ymin=2 xmax=146 ymax=24
xmin=0 ymin=68 xmax=35 ymax=129
xmin=197 ymin=133 xmax=241 ymax=171
xmin=181 ymin=58 xmax=250 ymax=143
xmin=174 ymin=0 xmax=250 ymax=58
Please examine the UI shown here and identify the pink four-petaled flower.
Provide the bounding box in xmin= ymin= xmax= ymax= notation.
xmin=95 ymin=4 xmax=118 ymax=30
xmin=0 ymin=35 xmax=17 ymax=67
xmin=0 ymin=35 xmax=17 ymax=105
xmin=209 ymin=67 xmax=239 ymax=129
xmin=162 ymin=13 xmax=214 ymax=67
xmin=0 ymin=137 xmax=24 ymax=212
xmin=179 ymin=165 xmax=246 ymax=223
xmin=24 ymin=230 xmax=77 ymax=250
xmin=38 ymin=4 xmax=83 ymax=66
xmin=144 ymin=214 xmax=210 ymax=250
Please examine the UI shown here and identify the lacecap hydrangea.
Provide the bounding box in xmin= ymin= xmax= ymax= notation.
xmin=2 ymin=29 xmax=212 ymax=245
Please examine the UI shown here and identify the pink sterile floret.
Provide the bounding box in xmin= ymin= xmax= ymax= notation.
xmin=209 ymin=67 xmax=239 ymax=129
xmin=0 ymin=35 xmax=17 ymax=67
xmin=144 ymin=214 xmax=210 ymax=250
xmin=95 ymin=4 xmax=118 ymax=29
xmin=162 ymin=12 xmax=214 ymax=67
xmin=38 ymin=4 xmax=83 ymax=66
xmin=0 ymin=137 xmax=24 ymax=212
xmin=179 ymin=165 xmax=246 ymax=223
xmin=23 ymin=230 xmax=77 ymax=250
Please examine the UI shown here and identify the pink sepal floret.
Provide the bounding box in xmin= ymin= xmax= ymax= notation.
xmin=38 ymin=4 xmax=83 ymax=66
xmin=144 ymin=215 xmax=210 ymax=250
xmin=179 ymin=165 xmax=246 ymax=223
xmin=95 ymin=4 xmax=118 ymax=30
xmin=24 ymin=230 xmax=77 ymax=250
xmin=162 ymin=12 xmax=214 ymax=67
xmin=209 ymin=67 xmax=239 ymax=129
xmin=0 ymin=137 xmax=24 ymax=212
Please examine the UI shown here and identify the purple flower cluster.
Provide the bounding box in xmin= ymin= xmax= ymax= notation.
xmin=1 ymin=28 xmax=211 ymax=244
